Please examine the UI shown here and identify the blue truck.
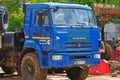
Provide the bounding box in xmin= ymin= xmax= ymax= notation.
xmin=0 ymin=2 xmax=101 ymax=80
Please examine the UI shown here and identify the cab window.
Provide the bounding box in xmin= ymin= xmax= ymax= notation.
xmin=36 ymin=10 xmax=48 ymax=26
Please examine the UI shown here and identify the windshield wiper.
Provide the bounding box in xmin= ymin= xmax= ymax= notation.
xmin=76 ymin=22 xmax=94 ymax=28
xmin=76 ymin=22 xmax=87 ymax=26
xmin=87 ymin=24 xmax=93 ymax=28
xmin=54 ymin=24 xmax=68 ymax=26
xmin=70 ymin=22 xmax=86 ymax=28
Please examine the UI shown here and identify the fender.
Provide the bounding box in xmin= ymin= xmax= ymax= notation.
xmin=24 ymin=40 xmax=41 ymax=51
xmin=20 ymin=40 xmax=44 ymax=68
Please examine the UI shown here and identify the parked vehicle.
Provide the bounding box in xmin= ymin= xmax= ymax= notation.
xmin=0 ymin=2 xmax=101 ymax=80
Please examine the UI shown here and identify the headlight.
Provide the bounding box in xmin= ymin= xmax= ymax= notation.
xmin=94 ymin=54 xmax=100 ymax=58
xmin=52 ymin=55 xmax=62 ymax=60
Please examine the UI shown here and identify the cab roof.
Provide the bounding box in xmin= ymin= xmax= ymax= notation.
xmin=25 ymin=2 xmax=92 ymax=10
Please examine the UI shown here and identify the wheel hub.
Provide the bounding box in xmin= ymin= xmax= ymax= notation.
xmin=27 ymin=64 xmax=34 ymax=75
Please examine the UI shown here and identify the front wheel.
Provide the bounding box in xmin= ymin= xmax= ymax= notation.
xmin=21 ymin=52 xmax=47 ymax=80
xmin=66 ymin=66 xmax=89 ymax=80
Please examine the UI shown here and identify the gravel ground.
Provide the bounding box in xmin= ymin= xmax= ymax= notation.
xmin=0 ymin=67 xmax=120 ymax=80
xmin=0 ymin=73 xmax=120 ymax=80
xmin=47 ymin=74 xmax=120 ymax=80
xmin=87 ymin=75 xmax=120 ymax=80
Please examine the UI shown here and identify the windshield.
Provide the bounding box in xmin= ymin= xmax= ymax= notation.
xmin=51 ymin=8 xmax=97 ymax=28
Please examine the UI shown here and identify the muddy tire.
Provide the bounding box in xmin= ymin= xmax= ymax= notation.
xmin=0 ymin=6 xmax=9 ymax=32
xmin=101 ymin=43 xmax=112 ymax=60
xmin=21 ymin=52 xmax=47 ymax=80
xmin=1 ymin=66 xmax=16 ymax=74
xmin=66 ymin=66 xmax=89 ymax=80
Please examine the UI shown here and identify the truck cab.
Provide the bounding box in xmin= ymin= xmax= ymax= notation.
xmin=22 ymin=2 xmax=101 ymax=80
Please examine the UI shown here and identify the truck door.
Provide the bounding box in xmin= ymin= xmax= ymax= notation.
xmin=31 ymin=9 xmax=52 ymax=51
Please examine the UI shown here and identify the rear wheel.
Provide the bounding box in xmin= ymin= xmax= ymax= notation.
xmin=66 ymin=66 xmax=89 ymax=80
xmin=1 ymin=66 xmax=16 ymax=74
xmin=21 ymin=52 xmax=47 ymax=80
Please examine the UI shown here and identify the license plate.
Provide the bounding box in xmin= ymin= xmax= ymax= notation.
xmin=74 ymin=61 xmax=86 ymax=65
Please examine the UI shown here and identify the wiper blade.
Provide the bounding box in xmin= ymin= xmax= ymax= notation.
xmin=87 ymin=24 xmax=93 ymax=28
xmin=76 ymin=22 xmax=93 ymax=28
xmin=54 ymin=24 xmax=68 ymax=26
xmin=77 ymin=22 xmax=87 ymax=25
xmin=70 ymin=22 xmax=86 ymax=28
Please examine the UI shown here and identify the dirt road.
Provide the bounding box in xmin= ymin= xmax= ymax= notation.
xmin=0 ymin=73 xmax=120 ymax=80
xmin=0 ymin=68 xmax=120 ymax=80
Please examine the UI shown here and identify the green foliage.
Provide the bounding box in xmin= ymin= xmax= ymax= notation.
xmin=0 ymin=0 xmax=24 ymax=31
xmin=0 ymin=0 xmax=119 ymax=31
xmin=8 ymin=8 xmax=24 ymax=31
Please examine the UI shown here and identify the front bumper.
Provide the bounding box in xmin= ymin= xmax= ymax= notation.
xmin=47 ymin=51 xmax=101 ymax=68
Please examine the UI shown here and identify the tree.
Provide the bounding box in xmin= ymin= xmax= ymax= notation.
xmin=96 ymin=0 xmax=100 ymax=2
xmin=1 ymin=0 xmax=6 ymax=6
xmin=0 ymin=0 xmax=119 ymax=31
xmin=103 ymin=0 xmax=106 ymax=3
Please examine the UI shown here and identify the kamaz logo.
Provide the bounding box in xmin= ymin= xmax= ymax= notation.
xmin=73 ymin=37 xmax=86 ymax=40
xmin=57 ymin=31 xmax=68 ymax=34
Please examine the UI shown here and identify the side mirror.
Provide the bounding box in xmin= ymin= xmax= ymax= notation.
xmin=96 ymin=15 xmax=101 ymax=27
xmin=37 ymin=12 xmax=44 ymax=26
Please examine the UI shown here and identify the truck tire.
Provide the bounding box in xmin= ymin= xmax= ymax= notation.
xmin=66 ymin=66 xmax=89 ymax=80
xmin=1 ymin=66 xmax=16 ymax=74
xmin=101 ymin=43 xmax=112 ymax=60
xmin=21 ymin=53 xmax=47 ymax=80
xmin=0 ymin=6 xmax=9 ymax=32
